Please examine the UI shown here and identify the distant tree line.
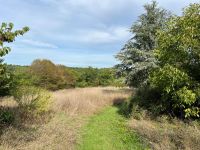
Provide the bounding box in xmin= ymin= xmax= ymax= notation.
xmin=6 ymin=59 xmax=125 ymax=92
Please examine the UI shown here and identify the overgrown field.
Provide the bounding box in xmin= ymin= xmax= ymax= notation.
xmin=0 ymin=87 xmax=133 ymax=150
xmin=0 ymin=87 xmax=200 ymax=150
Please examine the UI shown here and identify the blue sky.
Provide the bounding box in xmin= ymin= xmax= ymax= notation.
xmin=1 ymin=0 xmax=199 ymax=67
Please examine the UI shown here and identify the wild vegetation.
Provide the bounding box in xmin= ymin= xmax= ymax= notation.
xmin=0 ymin=1 xmax=200 ymax=150
xmin=0 ymin=87 xmax=134 ymax=150
xmin=116 ymin=2 xmax=200 ymax=118
xmin=115 ymin=1 xmax=200 ymax=150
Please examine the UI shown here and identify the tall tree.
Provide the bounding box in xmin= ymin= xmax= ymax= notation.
xmin=116 ymin=1 xmax=170 ymax=87
xmin=0 ymin=22 xmax=29 ymax=95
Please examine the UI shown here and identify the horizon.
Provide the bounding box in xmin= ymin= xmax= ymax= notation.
xmin=1 ymin=0 xmax=199 ymax=68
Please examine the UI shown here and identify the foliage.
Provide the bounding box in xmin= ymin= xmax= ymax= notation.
xmin=76 ymin=67 xmax=99 ymax=87
xmin=0 ymin=64 xmax=13 ymax=96
xmin=149 ymin=65 xmax=190 ymax=94
xmin=116 ymin=1 xmax=170 ymax=87
xmin=75 ymin=67 xmax=120 ymax=87
xmin=13 ymin=86 xmax=52 ymax=116
xmin=0 ymin=22 xmax=29 ymax=57
xmin=150 ymin=3 xmax=200 ymax=118
xmin=149 ymin=65 xmax=200 ymax=117
xmin=8 ymin=64 xmax=124 ymax=90
xmin=156 ymin=3 xmax=200 ymax=81
xmin=30 ymin=59 xmax=76 ymax=90
xmin=120 ymin=3 xmax=200 ymax=119
xmin=0 ymin=22 xmax=29 ymax=96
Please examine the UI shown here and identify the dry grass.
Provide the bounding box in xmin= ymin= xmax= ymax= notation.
xmin=0 ymin=87 xmax=131 ymax=150
xmin=129 ymin=117 xmax=200 ymax=150
xmin=0 ymin=97 xmax=17 ymax=108
xmin=53 ymin=87 xmax=131 ymax=115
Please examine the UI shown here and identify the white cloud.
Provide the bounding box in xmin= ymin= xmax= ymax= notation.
xmin=64 ymin=26 xmax=131 ymax=44
xmin=20 ymin=39 xmax=58 ymax=49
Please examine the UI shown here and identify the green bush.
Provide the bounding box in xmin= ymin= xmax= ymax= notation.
xmin=125 ymin=64 xmax=199 ymax=118
xmin=149 ymin=65 xmax=190 ymax=94
xmin=173 ymin=87 xmax=196 ymax=107
xmin=13 ymin=86 xmax=52 ymax=117
xmin=148 ymin=65 xmax=200 ymax=118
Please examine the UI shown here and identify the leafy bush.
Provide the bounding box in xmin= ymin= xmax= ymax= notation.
xmin=13 ymin=86 xmax=52 ymax=117
xmin=148 ymin=65 xmax=200 ymax=118
xmin=149 ymin=65 xmax=190 ymax=94
xmin=173 ymin=87 xmax=196 ymax=107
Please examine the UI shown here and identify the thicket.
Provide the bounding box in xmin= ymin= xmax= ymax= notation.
xmin=117 ymin=2 xmax=200 ymax=119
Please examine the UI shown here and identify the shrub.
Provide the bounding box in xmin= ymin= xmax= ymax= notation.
xmin=173 ymin=86 xmax=196 ymax=107
xmin=149 ymin=64 xmax=190 ymax=94
xmin=148 ymin=65 xmax=200 ymax=118
xmin=13 ymin=86 xmax=52 ymax=117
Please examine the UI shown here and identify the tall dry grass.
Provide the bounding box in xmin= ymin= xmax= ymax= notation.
xmin=53 ymin=87 xmax=131 ymax=115
xmin=0 ymin=97 xmax=17 ymax=108
xmin=129 ymin=116 xmax=200 ymax=150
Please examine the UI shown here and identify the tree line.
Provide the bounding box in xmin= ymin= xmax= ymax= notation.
xmin=7 ymin=60 xmax=125 ymax=92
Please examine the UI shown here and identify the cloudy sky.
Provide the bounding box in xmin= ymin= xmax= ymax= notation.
xmin=1 ymin=0 xmax=199 ymax=67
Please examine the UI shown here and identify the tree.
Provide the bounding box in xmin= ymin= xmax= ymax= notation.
xmin=0 ymin=22 xmax=29 ymax=96
xmin=30 ymin=59 xmax=76 ymax=90
xmin=156 ymin=3 xmax=200 ymax=81
xmin=0 ymin=23 xmax=29 ymax=57
xmin=77 ymin=67 xmax=99 ymax=87
xmin=98 ymin=68 xmax=114 ymax=86
xmin=116 ymin=1 xmax=170 ymax=87
xmin=150 ymin=3 xmax=200 ymax=118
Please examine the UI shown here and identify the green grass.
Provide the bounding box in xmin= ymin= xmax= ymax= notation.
xmin=77 ymin=106 xmax=147 ymax=150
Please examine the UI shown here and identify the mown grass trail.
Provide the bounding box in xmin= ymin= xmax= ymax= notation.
xmin=77 ymin=106 xmax=146 ymax=150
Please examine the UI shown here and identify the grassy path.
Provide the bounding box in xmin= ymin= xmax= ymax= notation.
xmin=77 ymin=106 xmax=146 ymax=150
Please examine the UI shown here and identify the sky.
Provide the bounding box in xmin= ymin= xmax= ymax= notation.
xmin=1 ymin=0 xmax=199 ymax=68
